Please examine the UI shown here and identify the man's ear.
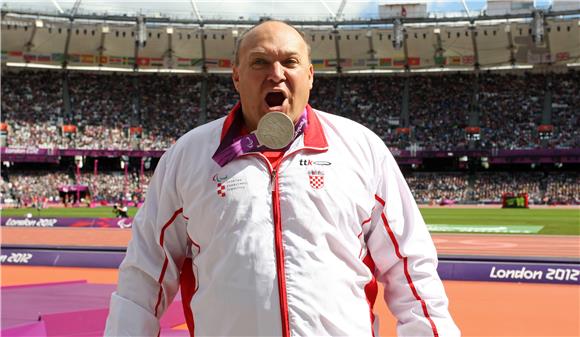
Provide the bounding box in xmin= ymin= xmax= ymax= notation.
xmin=232 ymin=66 xmax=240 ymax=92
xmin=308 ymin=63 xmax=314 ymax=90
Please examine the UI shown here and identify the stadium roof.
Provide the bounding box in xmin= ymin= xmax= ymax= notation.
xmin=0 ymin=0 xmax=556 ymax=22
xmin=2 ymin=0 xmax=579 ymax=73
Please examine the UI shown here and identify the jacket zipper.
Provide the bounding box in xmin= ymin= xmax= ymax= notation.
xmin=250 ymin=149 xmax=325 ymax=337
xmin=269 ymin=169 xmax=277 ymax=192
xmin=270 ymin=167 xmax=291 ymax=337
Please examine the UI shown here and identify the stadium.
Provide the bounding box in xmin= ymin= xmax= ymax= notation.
xmin=1 ymin=0 xmax=579 ymax=336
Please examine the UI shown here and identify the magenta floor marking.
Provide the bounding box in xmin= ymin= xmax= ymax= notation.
xmin=1 ymin=321 xmax=47 ymax=337
xmin=1 ymin=281 xmax=188 ymax=337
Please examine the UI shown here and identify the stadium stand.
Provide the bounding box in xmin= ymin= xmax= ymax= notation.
xmin=1 ymin=70 xmax=579 ymax=205
xmin=0 ymin=170 xmax=152 ymax=207
xmin=2 ymin=168 xmax=577 ymax=206
xmin=2 ymin=70 xmax=578 ymax=150
xmin=1 ymin=9 xmax=578 ymax=207
xmin=544 ymin=172 xmax=580 ymax=205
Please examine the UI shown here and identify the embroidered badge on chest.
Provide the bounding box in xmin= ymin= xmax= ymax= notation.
xmin=216 ymin=182 xmax=227 ymax=197
xmin=308 ymin=170 xmax=325 ymax=190
xmin=212 ymin=173 xmax=248 ymax=198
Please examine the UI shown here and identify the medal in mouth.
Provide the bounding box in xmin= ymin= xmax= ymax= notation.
xmin=255 ymin=112 xmax=294 ymax=149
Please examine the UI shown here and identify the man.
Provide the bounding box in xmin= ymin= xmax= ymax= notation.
xmin=105 ymin=20 xmax=459 ymax=337
xmin=113 ymin=203 xmax=129 ymax=218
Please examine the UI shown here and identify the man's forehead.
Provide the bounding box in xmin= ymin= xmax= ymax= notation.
xmin=246 ymin=46 xmax=304 ymax=58
xmin=245 ymin=21 xmax=301 ymax=40
xmin=239 ymin=22 xmax=308 ymax=55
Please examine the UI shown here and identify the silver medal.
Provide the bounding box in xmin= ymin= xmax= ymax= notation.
xmin=255 ymin=112 xmax=294 ymax=149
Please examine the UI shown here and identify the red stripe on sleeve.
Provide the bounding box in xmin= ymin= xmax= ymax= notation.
xmin=380 ymin=213 xmax=403 ymax=259
xmin=363 ymin=253 xmax=378 ymax=337
xmin=374 ymin=195 xmax=439 ymax=337
xmin=403 ymin=257 xmax=439 ymax=336
xmin=180 ymin=257 xmax=196 ymax=337
xmin=153 ymin=208 xmax=184 ymax=318
xmin=154 ymin=258 xmax=170 ymax=316
xmin=361 ymin=216 xmax=372 ymax=227
xmin=159 ymin=208 xmax=184 ymax=247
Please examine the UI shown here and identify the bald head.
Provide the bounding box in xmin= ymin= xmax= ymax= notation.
xmin=231 ymin=19 xmax=314 ymax=132
xmin=233 ymin=20 xmax=311 ymax=66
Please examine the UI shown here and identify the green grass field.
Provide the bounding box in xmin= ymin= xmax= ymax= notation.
xmin=2 ymin=206 xmax=578 ymax=235
xmin=420 ymin=208 xmax=579 ymax=235
xmin=1 ymin=207 xmax=140 ymax=219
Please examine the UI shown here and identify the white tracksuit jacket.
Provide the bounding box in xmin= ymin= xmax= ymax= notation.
xmin=105 ymin=104 xmax=460 ymax=337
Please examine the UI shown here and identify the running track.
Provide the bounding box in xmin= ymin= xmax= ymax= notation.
xmin=2 ymin=227 xmax=579 ymax=259
xmin=1 ymin=227 xmax=579 ymax=336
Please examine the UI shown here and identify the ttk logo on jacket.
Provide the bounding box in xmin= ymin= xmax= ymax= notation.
xmin=308 ymin=170 xmax=325 ymax=189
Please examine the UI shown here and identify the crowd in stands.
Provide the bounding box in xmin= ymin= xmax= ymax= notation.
xmin=408 ymin=74 xmax=472 ymax=151
xmin=471 ymin=172 xmax=543 ymax=204
xmin=544 ymin=173 xmax=580 ymax=205
xmin=2 ymin=69 xmax=578 ymax=151
xmin=1 ymin=69 xmax=578 ymax=206
xmin=0 ymin=171 xmax=70 ymax=206
xmin=549 ymin=73 xmax=580 ymax=149
xmin=406 ymin=173 xmax=470 ymax=204
xmin=0 ymin=170 xmax=153 ymax=207
xmin=406 ymin=171 xmax=578 ymax=205
xmin=2 ymin=169 xmax=577 ymax=206
xmin=311 ymin=75 xmax=406 ymax=147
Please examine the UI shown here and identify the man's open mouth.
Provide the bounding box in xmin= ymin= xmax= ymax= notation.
xmin=265 ymin=92 xmax=286 ymax=107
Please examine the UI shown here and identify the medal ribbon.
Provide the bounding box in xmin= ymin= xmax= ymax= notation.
xmin=212 ymin=109 xmax=308 ymax=167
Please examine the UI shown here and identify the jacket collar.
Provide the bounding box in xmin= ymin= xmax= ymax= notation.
xmin=219 ymin=102 xmax=328 ymax=149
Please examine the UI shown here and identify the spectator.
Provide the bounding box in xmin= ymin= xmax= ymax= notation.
xmin=2 ymin=70 xmax=577 ymax=151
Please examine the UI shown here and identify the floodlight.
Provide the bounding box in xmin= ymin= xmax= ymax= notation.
xmin=102 ymin=25 xmax=110 ymax=33
xmin=392 ymin=19 xmax=404 ymax=50
xmin=531 ymin=10 xmax=544 ymax=45
xmin=136 ymin=16 xmax=147 ymax=46
xmin=35 ymin=19 xmax=43 ymax=28
xmin=433 ymin=28 xmax=440 ymax=34
xmin=166 ymin=27 xmax=174 ymax=35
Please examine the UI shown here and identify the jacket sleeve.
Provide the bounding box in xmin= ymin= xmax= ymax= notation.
xmin=105 ymin=148 xmax=189 ymax=336
xmin=365 ymin=148 xmax=460 ymax=337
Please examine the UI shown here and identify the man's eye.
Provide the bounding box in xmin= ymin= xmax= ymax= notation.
xmin=253 ymin=59 xmax=267 ymax=65
xmin=284 ymin=59 xmax=299 ymax=66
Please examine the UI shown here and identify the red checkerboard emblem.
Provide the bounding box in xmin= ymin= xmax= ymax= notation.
xmin=308 ymin=171 xmax=325 ymax=189
xmin=217 ymin=183 xmax=226 ymax=197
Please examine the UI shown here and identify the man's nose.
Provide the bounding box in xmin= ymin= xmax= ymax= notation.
xmin=267 ymin=62 xmax=286 ymax=83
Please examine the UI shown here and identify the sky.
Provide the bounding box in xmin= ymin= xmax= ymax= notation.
xmin=1 ymin=0 xmax=556 ymax=21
